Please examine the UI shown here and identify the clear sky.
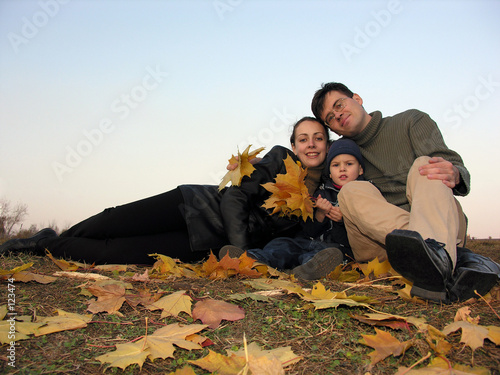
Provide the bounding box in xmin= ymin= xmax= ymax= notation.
xmin=1 ymin=0 xmax=499 ymax=238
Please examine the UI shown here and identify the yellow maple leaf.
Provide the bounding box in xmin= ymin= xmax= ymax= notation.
xmin=168 ymin=366 xmax=198 ymax=375
xmin=96 ymin=340 xmax=150 ymax=371
xmin=190 ymin=342 xmax=301 ymax=375
xmin=395 ymin=356 xmax=491 ymax=374
xmin=34 ymin=309 xmax=93 ymax=336
xmin=261 ymin=154 xmax=314 ymax=221
xmin=46 ymin=250 xmax=87 ymax=271
xmin=357 ymin=258 xmax=392 ymax=278
xmin=218 ymin=145 xmax=265 ymax=191
xmin=190 ymin=349 xmax=246 ymax=375
xmin=146 ymin=323 xmax=207 ymax=360
xmin=146 ymin=290 xmax=192 ymax=319
xmin=359 ymin=328 xmax=413 ymax=370
xmin=442 ymin=320 xmax=494 ymax=352
xmin=0 ymin=262 xmax=34 ymax=275
xmin=96 ymin=323 xmax=207 ymax=371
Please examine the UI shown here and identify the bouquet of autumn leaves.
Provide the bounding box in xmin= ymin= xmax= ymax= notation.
xmin=219 ymin=146 xmax=314 ymax=221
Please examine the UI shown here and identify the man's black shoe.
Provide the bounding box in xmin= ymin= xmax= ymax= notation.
xmin=386 ymin=229 xmax=453 ymax=303
xmin=449 ymin=247 xmax=500 ymax=301
xmin=0 ymin=228 xmax=57 ymax=255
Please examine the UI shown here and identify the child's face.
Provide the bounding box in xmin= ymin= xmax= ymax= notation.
xmin=329 ymin=154 xmax=363 ymax=187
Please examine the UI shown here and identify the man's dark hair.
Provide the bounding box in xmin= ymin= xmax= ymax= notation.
xmin=311 ymin=82 xmax=354 ymax=121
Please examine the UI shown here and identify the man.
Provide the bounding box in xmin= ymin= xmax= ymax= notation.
xmin=311 ymin=82 xmax=499 ymax=303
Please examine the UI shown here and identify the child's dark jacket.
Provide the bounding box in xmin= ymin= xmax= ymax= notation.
xmin=301 ymin=180 xmax=350 ymax=248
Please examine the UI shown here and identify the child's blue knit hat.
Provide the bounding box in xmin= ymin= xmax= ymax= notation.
xmin=327 ymin=138 xmax=365 ymax=169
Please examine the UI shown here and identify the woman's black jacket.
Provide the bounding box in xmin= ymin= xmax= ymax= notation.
xmin=178 ymin=146 xmax=303 ymax=252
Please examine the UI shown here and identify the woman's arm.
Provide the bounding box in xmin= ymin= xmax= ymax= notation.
xmin=219 ymin=146 xmax=296 ymax=249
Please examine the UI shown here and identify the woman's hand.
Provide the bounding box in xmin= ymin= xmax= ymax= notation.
xmin=227 ymin=156 xmax=262 ymax=170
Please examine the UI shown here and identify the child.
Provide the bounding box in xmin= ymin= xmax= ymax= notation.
xmin=219 ymin=138 xmax=365 ymax=280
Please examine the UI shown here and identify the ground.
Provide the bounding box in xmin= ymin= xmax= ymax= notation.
xmin=0 ymin=239 xmax=499 ymax=375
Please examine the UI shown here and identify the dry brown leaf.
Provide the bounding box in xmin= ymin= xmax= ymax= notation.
xmin=359 ymin=328 xmax=413 ymax=370
xmin=86 ymin=282 xmax=127 ymax=315
xmin=261 ymin=154 xmax=314 ymax=221
xmin=192 ymin=299 xmax=245 ymax=329
xmin=53 ymin=271 xmax=110 ymax=281
xmin=9 ymin=271 xmax=57 ymax=284
xmin=218 ymin=145 xmax=265 ymax=191
xmin=454 ymin=306 xmax=481 ymax=324
xmin=46 ymin=250 xmax=87 ymax=271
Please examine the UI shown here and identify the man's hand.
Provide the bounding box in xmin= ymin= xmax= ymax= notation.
xmin=418 ymin=157 xmax=460 ymax=188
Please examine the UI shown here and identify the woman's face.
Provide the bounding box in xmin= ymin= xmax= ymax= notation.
xmin=291 ymin=120 xmax=328 ymax=168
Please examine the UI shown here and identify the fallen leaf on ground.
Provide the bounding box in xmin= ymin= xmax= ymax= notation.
xmin=34 ymin=309 xmax=93 ymax=336
xmin=8 ymin=271 xmax=57 ymax=284
xmin=190 ymin=341 xmax=301 ymax=375
xmin=359 ymin=328 xmax=413 ymax=370
xmin=146 ymin=290 xmax=192 ymax=318
xmin=395 ymin=356 xmax=490 ymax=374
xmin=192 ymin=299 xmax=245 ymax=328
xmin=454 ymin=306 xmax=480 ymax=324
xmin=96 ymin=323 xmax=207 ymax=371
xmin=46 ymin=250 xmax=88 ymax=271
xmin=442 ymin=320 xmax=498 ymax=351
xmin=53 ymin=271 xmax=110 ymax=281
xmin=86 ymin=282 xmax=127 ymax=315
xmin=357 ymin=258 xmax=393 ymax=278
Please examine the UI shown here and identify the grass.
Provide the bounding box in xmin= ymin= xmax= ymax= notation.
xmin=0 ymin=239 xmax=499 ymax=374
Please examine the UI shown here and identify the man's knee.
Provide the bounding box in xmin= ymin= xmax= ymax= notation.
xmin=412 ymin=156 xmax=431 ymax=169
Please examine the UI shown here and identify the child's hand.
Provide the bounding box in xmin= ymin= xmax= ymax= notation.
xmin=326 ymin=206 xmax=343 ymax=222
xmin=315 ymin=195 xmax=334 ymax=213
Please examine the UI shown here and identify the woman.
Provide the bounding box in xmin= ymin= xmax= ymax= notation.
xmin=0 ymin=117 xmax=329 ymax=264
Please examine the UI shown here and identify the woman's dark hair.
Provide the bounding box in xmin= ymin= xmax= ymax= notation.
xmin=311 ymin=82 xmax=354 ymax=121
xmin=289 ymin=116 xmax=330 ymax=146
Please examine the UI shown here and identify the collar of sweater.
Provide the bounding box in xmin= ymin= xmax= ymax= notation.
xmin=305 ymin=165 xmax=324 ymax=195
xmin=350 ymin=111 xmax=383 ymax=147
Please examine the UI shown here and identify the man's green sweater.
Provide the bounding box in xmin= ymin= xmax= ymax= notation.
xmin=349 ymin=110 xmax=470 ymax=211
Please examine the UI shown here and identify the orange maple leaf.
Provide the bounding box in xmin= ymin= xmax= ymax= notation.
xmin=218 ymin=145 xmax=265 ymax=191
xmin=359 ymin=328 xmax=413 ymax=370
xmin=261 ymin=155 xmax=314 ymax=221
xmin=201 ymin=252 xmax=261 ymax=279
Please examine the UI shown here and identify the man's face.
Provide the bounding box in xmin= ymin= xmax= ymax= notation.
xmin=320 ymin=91 xmax=370 ymax=137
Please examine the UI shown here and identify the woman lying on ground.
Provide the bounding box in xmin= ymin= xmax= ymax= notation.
xmin=0 ymin=117 xmax=332 ymax=266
